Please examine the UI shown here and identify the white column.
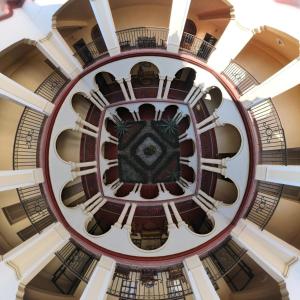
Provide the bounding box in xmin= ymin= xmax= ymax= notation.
xmin=157 ymin=75 xmax=165 ymax=99
xmin=183 ymin=255 xmax=220 ymax=300
xmin=76 ymin=115 xmax=99 ymax=132
xmin=169 ymin=202 xmax=186 ymax=227
xmin=167 ymin=0 xmax=192 ymax=53
xmin=163 ymin=203 xmax=176 ymax=229
xmin=37 ymin=32 xmax=83 ymax=79
xmin=117 ymin=79 xmax=130 ymax=101
xmin=0 ymin=74 xmax=54 ymax=115
xmin=232 ymin=219 xmax=300 ymax=300
xmin=208 ymin=20 xmax=254 ymax=73
xmin=256 ymin=165 xmax=300 ymax=187
xmin=201 ymin=158 xmax=227 ymax=166
xmin=89 ymin=0 xmax=120 ymax=56
xmin=114 ymin=203 xmax=131 ymax=229
xmin=196 ymin=112 xmax=218 ymax=129
xmin=162 ymin=76 xmax=173 ymax=99
xmin=125 ymin=78 xmax=136 ymax=100
xmin=123 ymin=203 xmax=137 ymax=231
xmin=71 ymin=163 xmax=97 ymax=180
xmin=240 ymin=57 xmax=300 ymax=108
xmin=49 ymin=29 xmax=83 ymax=76
xmin=81 ymin=255 xmax=116 ymax=300
xmin=0 ymin=169 xmax=44 ymax=192
xmin=198 ymin=119 xmax=223 ymax=135
xmin=201 ymin=164 xmax=226 ymax=176
xmin=0 ymin=223 xmax=70 ymax=300
xmin=74 ymin=124 xmax=98 ymax=138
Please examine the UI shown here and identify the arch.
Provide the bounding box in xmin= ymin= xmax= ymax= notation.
xmin=130 ymin=61 xmax=160 ymax=97
xmin=169 ymin=68 xmax=196 ymax=100
xmin=201 ymin=86 xmax=223 ymax=113
xmin=184 ymin=19 xmax=197 ymax=35
xmin=214 ymin=177 xmax=238 ymax=205
xmin=95 ymin=71 xmax=122 ymax=103
xmin=61 ymin=179 xmax=85 ymax=208
xmin=215 ymin=124 xmax=242 ymax=157
xmin=56 ymin=129 xmax=82 ymax=163
xmin=130 ymin=206 xmax=169 ymax=251
xmin=91 ymin=24 xmax=108 ymax=53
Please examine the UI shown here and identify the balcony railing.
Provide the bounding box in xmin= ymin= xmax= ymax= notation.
xmin=107 ymin=264 xmax=193 ymax=300
xmin=117 ymin=27 xmax=168 ymax=52
xmin=179 ymin=32 xmax=216 ymax=62
xmin=249 ymin=98 xmax=287 ymax=165
xmin=74 ymin=37 xmax=109 ymax=67
xmin=246 ymin=181 xmax=284 ymax=229
xmin=55 ymin=240 xmax=98 ymax=283
xmin=222 ymin=60 xmax=259 ymax=95
xmin=202 ymin=238 xmax=253 ymax=291
xmin=13 ymin=69 xmax=69 ymax=233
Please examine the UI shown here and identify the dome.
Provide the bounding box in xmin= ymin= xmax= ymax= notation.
xmin=0 ymin=0 xmax=300 ymax=300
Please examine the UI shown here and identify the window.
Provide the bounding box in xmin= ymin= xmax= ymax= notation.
xmin=3 ymin=203 xmax=26 ymax=225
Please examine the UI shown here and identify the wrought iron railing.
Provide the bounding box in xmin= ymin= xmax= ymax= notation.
xmin=180 ymin=32 xmax=216 ymax=62
xmin=17 ymin=185 xmax=56 ymax=233
xmin=249 ymin=98 xmax=287 ymax=165
xmin=55 ymin=240 xmax=98 ymax=283
xmin=202 ymin=238 xmax=247 ymax=282
xmin=35 ymin=70 xmax=69 ymax=101
xmin=74 ymin=37 xmax=109 ymax=67
xmin=117 ymin=27 xmax=168 ymax=51
xmin=246 ymin=181 xmax=284 ymax=229
xmin=107 ymin=264 xmax=193 ymax=300
xmin=222 ymin=60 xmax=259 ymax=95
xmin=13 ymin=69 xmax=69 ymax=233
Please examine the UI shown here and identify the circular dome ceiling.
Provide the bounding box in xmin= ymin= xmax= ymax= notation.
xmin=41 ymin=53 xmax=254 ymax=265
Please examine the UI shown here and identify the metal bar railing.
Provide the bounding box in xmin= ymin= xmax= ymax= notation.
xmin=202 ymin=238 xmax=247 ymax=282
xmin=74 ymin=37 xmax=109 ymax=67
xmin=249 ymin=98 xmax=287 ymax=165
xmin=13 ymin=69 xmax=69 ymax=233
xmin=222 ymin=60 xmax=259 ymax=95
xmin=107 ymin=263 xmax=193 ymax=300
xmin=55 ymin=240 xmax=98 ymax=283
xmin=117 ymin=27 xmax=169 ymax=51
xmin=179 ymin=32 xmax=216 ymax=62
xmin=246 ymin=181 xmax=284 ymax=229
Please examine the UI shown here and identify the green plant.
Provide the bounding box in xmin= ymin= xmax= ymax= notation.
xmin=159 ymin=118 xmax=178 ymax=136
xmin=115 ymin=120 xmax=131 ymax=137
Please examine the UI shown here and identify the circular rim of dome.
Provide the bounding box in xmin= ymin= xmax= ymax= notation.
xmin=40 ymin=50 xmax=258 ymax=266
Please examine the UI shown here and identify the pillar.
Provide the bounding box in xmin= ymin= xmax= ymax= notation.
xmin=89 ymin=0 xmax=120 ymax=56
xmin=183 ymin=255 xmax=220 ymax=300
xmin=123 ymin=203 xmax=137 ymax=231
xmin=240 ymin=57 xmax=300 ymax=108
xmin=80 ymin=255 xmax=116 ymax=300
xmin=163 ymin=203 xmax=176 ymax=229
xmin=114 ymin=203 xmax=130 ymax=229
xmin=74 ymin=124 xmax=98 ymax=138
xmin=208 ymin=20 xmax=254 ymax=73
xmin=256 ymin=165 xmax=300 ymax=187
xmin=198 ymin=119 xmax=223 ymax=135
xmin=0 ymin=223 xmax=70 ymax=299
xmin=167 ymin=0 xmax=192 ymax=53
xmin=157 ymin=75 xmax=165 ymax=99
xmin=231 ymin=219 xmax=300 ymax=300
xmin=0 ymin=74 xmax=54 ymax=115
xmin=37 ymin=30 xmax=83 ymax=78
xmin=169 ymin=202 xmax=186 ymax=227
xmin=162 ymin=76 xmax=173 ymax=99
xmin=201 ymin=164 xmax=226 ymax=176
xmin=0 ymin=169 xmax=44 ymax=192
xmin=76 ymin=115 xmax=99 ymax=132
xmin=125 ymin=78 xmax=136 ymax=100
xmin=117 ymin=79 xmax=130 ymax=101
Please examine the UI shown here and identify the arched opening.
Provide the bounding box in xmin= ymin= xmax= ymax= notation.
xmin=177 ymin=200 xmax=214 ymax=234
xmin=214 ymin=177 xmax=238 ymax=204
xmin=169 ymin=68 xmax=196 ymax=100
xmin=95 ymin=72 xmax=123 ymax=103
xmin=61 ymin=179 xmax=85 ymax=207
xmin=130 ymin=206 xmax=169 ymax=250
xmin=130 ymin=62 xmax=159 ymax=98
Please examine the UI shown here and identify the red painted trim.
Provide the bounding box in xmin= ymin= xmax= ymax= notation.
xmin=0 ymin=0 xmax=25 ymax=21
xmin=40 ymin=50 xmax=258 ymax=266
